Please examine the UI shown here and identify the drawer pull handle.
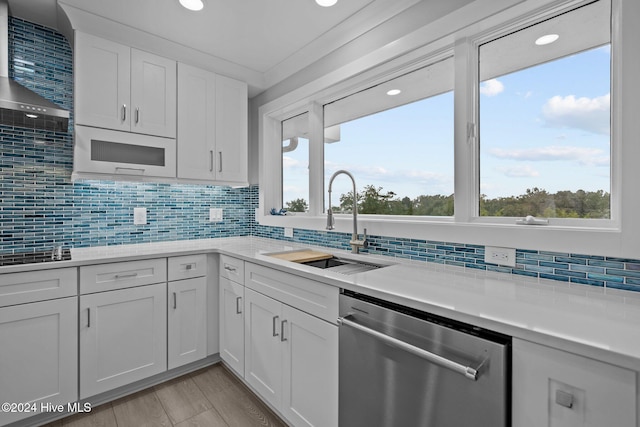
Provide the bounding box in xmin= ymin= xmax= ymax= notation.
xmin=224 ymin=265 xmax=237 ymax=272
xmin=280 ymin=320 xmax=287 ymax=342
xmin=272 ymin=316 xmax=279 ymax=337
xmin=184 ymin=263 xmax=194 ymax=271
xmin=236 ymin=296 xmax=242 ymax=314
xmin=87 ymin=308 xmax=91 ymax=328
xmin=555 ymin=390 xmax=574 ymax=409
xmin=115 ymin=273 xmax=138 ymax=280
xmin=173 ymin=292 xmax=177 ymax=309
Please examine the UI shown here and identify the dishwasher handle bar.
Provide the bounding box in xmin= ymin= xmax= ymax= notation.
xmin=338 ymin=315 xmax=481 ymax=381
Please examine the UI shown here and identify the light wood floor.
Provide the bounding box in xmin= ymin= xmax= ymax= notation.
xmin=42 ymin=364 xmax=287 ymax=427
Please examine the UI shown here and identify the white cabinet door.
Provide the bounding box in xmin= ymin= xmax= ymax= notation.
xmin=215 ymin=74 xmax=248 ymax=183
xmin=244 ymin=288 xmax=283 ymax=410
xmin=219 ymin=276 xmax=245 ymax=376
xmin=177 ymin=65 xmax=248 ymax=184
xmin=168 ymin=277 xmax=207 ymax=370
xmin=513 ymin=338 xmax=637 ymax=427
xmin=131 ymin=49 xmax=176 ymax=138
xmin=281 ymin=305 xmax=338 ymax=427
xmin=80 ymin=283 xmax=167 ymax=399
xmin=0 ymin=297 xmax=78 ymax=426
xmin=177 ymin=63 xmax=216 ymax=181
xmin=75 ymin=33 xmax=176 ymax=139
xmin=75 ymin=32 xmax=130 ymax=131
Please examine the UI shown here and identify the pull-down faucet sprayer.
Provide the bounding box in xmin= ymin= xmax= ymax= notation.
xmin=327 ymin=170 xmax=367 ymax=254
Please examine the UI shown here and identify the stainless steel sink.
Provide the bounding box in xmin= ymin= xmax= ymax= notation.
xmin=264 ymin=249 xmax=392 ymax=275
xmin=300 ymin=256 xmax=388 ymax=275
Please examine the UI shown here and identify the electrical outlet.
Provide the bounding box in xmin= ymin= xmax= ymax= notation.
xmin=484 ymin=246 xmax=516 ymax=267
xmin=209 ymin=208 xmax=223 ymax=222
xmin=284 ymin=227 xmax=294 ymax=238
xmin=133 ymin=207 xmax=147 ymax=225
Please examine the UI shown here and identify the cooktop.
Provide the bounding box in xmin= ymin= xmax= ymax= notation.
xmin=0 ymin=249 xmax=72 ymax=267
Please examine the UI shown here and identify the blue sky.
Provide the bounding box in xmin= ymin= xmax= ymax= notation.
xmin=282 ymin=45 xmax=610 ymax=206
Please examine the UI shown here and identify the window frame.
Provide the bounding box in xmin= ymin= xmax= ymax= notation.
xmin=258 ymin=0 xmax=640 ymax=259
xmin=468 ymin=0 xmax=617 ymax=229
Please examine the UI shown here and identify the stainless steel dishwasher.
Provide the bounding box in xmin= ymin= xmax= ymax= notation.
xmin=338 ymin=290 xmax=511 ymax=427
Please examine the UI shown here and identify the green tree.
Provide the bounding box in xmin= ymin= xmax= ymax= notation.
xmin=285 ymin=198 xmax=308 ymax=213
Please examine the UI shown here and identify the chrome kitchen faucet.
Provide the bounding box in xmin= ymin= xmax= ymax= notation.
xmin=327 ymin=170 xmax=367 ymax=254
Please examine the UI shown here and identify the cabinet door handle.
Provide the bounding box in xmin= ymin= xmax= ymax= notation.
xmin=218 ymin=151 xmax=223 ymax=173
xmin=272 ymin=316 xmax=280 ymax=337
xmin=87 ymin=308 xmax=91 ymax=328
xmin=115 ymin=273 xmax=138 ymax=280
xmin=122 ymin=104 xmax=127 ymax=122
xmin=135 ymin=107 xmax=140 ymax=124
xmin=236 ymin=296 xmax=242 ymax=314
xmin=210 ymin=150 xmax=214 ymax=172
xmin=555 ymin=390 xmax=574 ymax=409
xmin=173 ymin=292 xmax=177 ymax=309
xmin=280 ymin=319 xmax=288 ymax=342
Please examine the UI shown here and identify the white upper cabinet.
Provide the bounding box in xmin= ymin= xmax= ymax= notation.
xmin=214 ymin=74 xmax=248 ymax=183
xmin=177 ymin=63 xmax=248 ymax=184
xmin=75 ymin=32 xmax=176 ymax=138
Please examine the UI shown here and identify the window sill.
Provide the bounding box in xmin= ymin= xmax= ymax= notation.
xmin=257 ymin=212 xmax=623 ymax=258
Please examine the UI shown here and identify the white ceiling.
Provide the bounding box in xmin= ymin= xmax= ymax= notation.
xmin=7 ymin=0 xmax=422 ymax=95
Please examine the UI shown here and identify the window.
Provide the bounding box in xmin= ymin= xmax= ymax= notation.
xmin=323 ymin=57 xmax=454 ymax=216
xmin=260 ymin=0 xmax=632 ymax=257
xmin=478 ymin=0 xmax=611 ymax=219
xmin=282 ymin=113 xmax=310 ymax=212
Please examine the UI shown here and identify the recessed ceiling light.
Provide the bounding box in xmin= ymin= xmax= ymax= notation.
xmin=179 ymin=0 xmax=204 ymax=11
xmin=535 ymin=34 xmax=559 ymax=46
xmin=316 ymin=0 xmax=338 ymax=7
xmin=386 ymin=89 xmax=401 ymax=96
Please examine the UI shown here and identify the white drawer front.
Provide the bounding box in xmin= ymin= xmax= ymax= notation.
xmin=80 ymin=258 xmax=167 ymax=294
xmin=0 ymin=268 xmax=77 ymax=307
xmin=245 ymin=263 xmax=338 ymax=323
xmin=220 ymin=255 xmax=244 ymax=284
xmin=168 ymin=254 xmax=207 ymax=281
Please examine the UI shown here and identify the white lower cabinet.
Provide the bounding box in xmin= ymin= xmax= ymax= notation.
xmin=219 ymin=276 xmax=245 ymax=376
xmin=512 ymin=338 xmax=637 ymax=427
xmin=0 ymin=297 xmax=78 ymax=426
xmin=280 ymin=304 xmax=338 ymax=427
xmin=79 ymin=283 xmax=167 ymax=399
xmin=244 ymin=287 xmax=338 ymax=427
xmin=168 ymin=277 xmax=207 ymax=369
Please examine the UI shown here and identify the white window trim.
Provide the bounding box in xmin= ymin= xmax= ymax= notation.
xmin=258 ymin=0 xmax=640 ymax=259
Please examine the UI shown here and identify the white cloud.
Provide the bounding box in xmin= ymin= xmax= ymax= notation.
xmin=542 ymin=93 xmax=610 ymax=135
xmin=283 ymin=156 xmax=304 ymax=170
xmin=480 ymin=79 xmax=504 ymax=97
xmin=489 ymin=146 xmax=609 ymax=166
xmin=496 ymin=165 xmax=539 ymax=178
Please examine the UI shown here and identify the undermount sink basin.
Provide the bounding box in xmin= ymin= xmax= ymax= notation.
xmin=265 ymin=249 xmax=391 ymax=275
xmin=300 ymin=256 xmax=387 ymax=274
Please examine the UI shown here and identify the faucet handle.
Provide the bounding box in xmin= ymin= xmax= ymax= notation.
xmin=362 ymin=228 xmax=369 ymax=249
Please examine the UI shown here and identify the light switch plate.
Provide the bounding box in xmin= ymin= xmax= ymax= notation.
xmin=133 ymin=207 xmax=147 ymax=225
xmin=209 ymin=208 xmax=223 ymax=222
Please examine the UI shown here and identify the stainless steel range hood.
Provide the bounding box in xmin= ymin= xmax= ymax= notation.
xmin=0 ymin=0 xmax=69 ymax=132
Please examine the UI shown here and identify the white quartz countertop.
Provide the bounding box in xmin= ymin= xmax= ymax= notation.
xmin=3 ymin=236 xmax=640 ymax=370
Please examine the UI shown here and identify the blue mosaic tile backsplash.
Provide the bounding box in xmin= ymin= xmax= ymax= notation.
xmin=3 ymin=16 xmax=640 ymax=293
xmin=0 ymin=17 xmax=253 ymax=252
